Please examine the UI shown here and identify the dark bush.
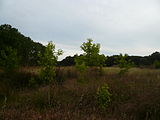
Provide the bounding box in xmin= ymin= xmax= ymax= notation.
xmin=154 ymin=60 xmax=160 ymax=69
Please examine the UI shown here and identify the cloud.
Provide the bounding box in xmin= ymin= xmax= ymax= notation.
xmin=0 ymin=0 xmax=160 ymax=59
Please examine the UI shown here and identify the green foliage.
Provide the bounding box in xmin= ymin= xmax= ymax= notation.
xmin=75 ymin=55 xmax=87 ymax=72
xmin=0 ymin=46 xmax=20 ymax=72
xmin=39 ymin=67 xmax=55 ymax=84
xmin=154 ymin=60 xmax=160 ymax=69
xmin=116 ymin=54 xmax=134 ymax=75
xmin=75 ymin=39 xmax=106 ymax=82
xmin=0 ymin=24 xmax=45 ymax=66
xmin=81 ymin=39 xmax=100 ymax=56
xmin=74 ymin=55 xmax=88 ymax=83
xmin=79 ymin=38 xmax=106 ymax=67
xmin=38 ymin=41 xmax=62 ymax=107
xmin=96 ymin=84 xmax=112 ymax=109
xmin=38 ymin=41 xmax=63 ymax=84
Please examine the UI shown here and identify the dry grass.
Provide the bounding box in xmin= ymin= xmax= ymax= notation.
xmin=1 ymin=67 xmax=160 ymax=120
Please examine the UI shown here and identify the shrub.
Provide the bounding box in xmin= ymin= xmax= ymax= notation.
xmin=75 ymin=56 xmax=88 ymax=83
xmin=38 ymin=41 xmax=63 ymax=106
xmin=80 ymin=39 xmax=106 ymax=67
xmin=0 ymin=46 xmax=20 ymax=73
xmin=38 ymin=41 xmax=63 ymax=84
xmin=116 ymin=54 xmax=134 ymax=75
xmin=96 ymin=84 xmax=112 ymax=109
xmin=154 ymin=60 xmax=160 ymax=69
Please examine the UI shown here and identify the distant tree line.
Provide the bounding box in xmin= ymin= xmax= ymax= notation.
xmin=59 ymin=52 xmax=160 ymax=67
xmin=0 ymin=24 xmax=160 ymax=68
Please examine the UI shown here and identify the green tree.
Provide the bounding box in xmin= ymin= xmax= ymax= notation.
xmin=80 ymin=38 xmax=105 ymax=67
xmin=75 ymin=39 xmax=106 ymax=78
xmin=0 ymin=46 xmax=20 ymax=72
xmin=0 ymin=24 xmax=45 ymax=66
xmin=116 ymin=54 xmax=134 ymax=75
xmin=75 ymin=39 xmax=106 ymax=66
xmin=74 ymin=55 xmax=88 ymax=83
xmin=38 ymin=41 xmax=63 ymax=106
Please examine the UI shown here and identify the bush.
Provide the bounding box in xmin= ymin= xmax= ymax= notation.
xmin=38 ymin=41 xmax=63 ymax=84
xmin=116 ymin=54 xmax=134 ymax=75
xmin=0 ymin=46 xmax=20 ymax=73
xmin=154 ymin=60 xmax=160 ymax=69
xmin=74 ymin=55 xmax=88 ymax=83
xmin=96 ymin=84 xmax=112 ymax=109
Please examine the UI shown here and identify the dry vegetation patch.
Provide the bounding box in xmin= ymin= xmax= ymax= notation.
xmin=1 ymin=67 xmax=160 ymax=120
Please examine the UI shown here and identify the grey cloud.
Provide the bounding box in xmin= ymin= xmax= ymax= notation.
xmin=0 ymin=0 xmax=160 ymax=59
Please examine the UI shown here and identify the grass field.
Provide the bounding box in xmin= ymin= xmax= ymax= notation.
xmin=0 ymin=67 xmax=160 ymax=120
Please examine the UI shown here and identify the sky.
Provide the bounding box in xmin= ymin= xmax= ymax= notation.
xmin=0 ymin=0 xmax=160 ymax=60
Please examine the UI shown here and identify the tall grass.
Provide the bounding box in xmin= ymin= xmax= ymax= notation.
xmin=1 ymin=67 xmax=160 ymax=119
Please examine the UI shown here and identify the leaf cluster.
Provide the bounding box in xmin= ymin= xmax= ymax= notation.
xmin=76 ymin=39 xmax=106 ymax=67
xmin=0 ymin=46 xmax=20 ymax=72
xmin=81 ymin=39 xmax=100 ymax=56
xmin=96 ymin=84 xmax=112 ymax=109
xmin=115 ymin=54 xmax=134 ymax=74
xmin=38 ymin=41 xmax=63 ymax=84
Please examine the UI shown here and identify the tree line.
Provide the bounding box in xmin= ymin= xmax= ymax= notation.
xmin=0 ymin=24 xmax=45 ymax=66
xmin=0 ymin=24 xmax=160 ymax=68
xmin=59 ymin=52 xmax=160 ymax=67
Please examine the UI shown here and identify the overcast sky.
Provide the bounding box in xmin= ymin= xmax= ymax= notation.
xmin=0 ymin=0 xmax=160 ymax=60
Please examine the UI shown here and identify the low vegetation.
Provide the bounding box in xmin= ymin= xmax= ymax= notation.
xmin=1 ymin=24 xmax=160 ymax=120
xmin=1 ymin=67 xmax=160 ymax=120
xmin=154 ymin=60 xmax=160 ymax=69
xmin=115 ymin=54 xmax=134 ymax=75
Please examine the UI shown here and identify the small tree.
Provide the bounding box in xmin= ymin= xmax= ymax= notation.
xmin=80 ymin=38 xmax=106 ymax=67
xmin=75 ymin=39 xmax=106 ymax=78
xmin=38 ymin=41 xmax=63 ymax=106
xmin=0 ymin=46 xmax=20 ymax=73
xmin=96 ymin=84 xmax=112 ymax=109
xmin=116 ymin=54 xmax=134 ymax=75
xmin=75 ymin=39 xmax=105 ymax=78
xmin=74 ymin=55 xmax=88 ymax=83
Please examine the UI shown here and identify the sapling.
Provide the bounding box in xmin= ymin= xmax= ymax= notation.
xmin=116 ymin=54 xmax=134 ymax=75
xmin=38 ymin=41 xmax=63 ymax=106
xmin=75 ymin=39 xmax=106 ymax=81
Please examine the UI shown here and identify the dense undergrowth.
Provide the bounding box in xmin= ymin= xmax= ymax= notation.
xmin=0 ymin=67 xmax=160 ymax=120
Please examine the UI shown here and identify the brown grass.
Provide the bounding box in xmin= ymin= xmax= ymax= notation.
xmin=1 ymin=67 xmax=160 ymax=120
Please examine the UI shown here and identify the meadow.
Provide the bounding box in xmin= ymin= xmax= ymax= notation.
xmin=1 ymin=67 xmax=160 ymax=120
